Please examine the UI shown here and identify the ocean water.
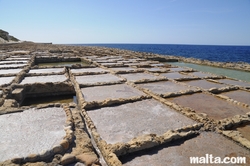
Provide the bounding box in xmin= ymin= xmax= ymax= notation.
xmin=79 ymin=44 xmax=250 ymax=63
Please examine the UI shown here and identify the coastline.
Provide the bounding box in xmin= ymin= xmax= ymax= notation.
xmin=80 ymin=45 xmax=250 ymax=73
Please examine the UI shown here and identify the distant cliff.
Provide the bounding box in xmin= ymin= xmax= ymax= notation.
xmin=0 ymin=29 xmax=20 ymax=43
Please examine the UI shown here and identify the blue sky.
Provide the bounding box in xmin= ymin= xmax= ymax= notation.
xmin=1 ymin=0 xmax=250 ymax=45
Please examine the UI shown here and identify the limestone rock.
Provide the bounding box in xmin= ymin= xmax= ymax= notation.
xmin=76 ymin=153 xmax=99 ymax=166
xmin=61 ymin=154 xmax=76 ymax=165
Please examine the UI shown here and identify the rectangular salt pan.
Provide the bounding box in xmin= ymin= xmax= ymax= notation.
xmin=70 ymin=68 xmax=108 ymax=74
xmin=121 ymin=132 xmax=250 ymax=166
xmin=20 ymin=75 xmax=67 ymax=84
xmin=0 ymin=107 xmax=66 ymax=162
xmin=0 ymin=69 xmax=22 ymax=75
xmin=87 ymin=99 xmax=196 ymax=144
xmin=75 ymin=74 xmax=123 ymax=85
xmin=183 ymin=80 xmax=226 ymax=90
xmin=138 ymin=81 xmax=196 ymax=94
xmin=167 ymin=93 xmax=250 ymax=120
xmin=188 ymin=71 xmax=217 ymax=78
xmin=0 ymin=76 xmax=15 ymax=86
xmin=216 ymin=79 xmax=250 ymax=88
xmin=108 ymin=67 xmax=137 ymax=72
xmin=81 ymin=84 xmax=145 ymax=102
xmin=221 ymin=90 xmax=250 ymax=105
xmin=0 ymin=64 xmax=27 ymax=68
xmin=160 ymin=72 xmax=192 ymax=79
xmin=119 ymin=73 xmax=160 ymax=82
xmin=0 ymin=60 xmax=28 ymax=64
xmin=29 ymin=68 xmax=65 ymax=74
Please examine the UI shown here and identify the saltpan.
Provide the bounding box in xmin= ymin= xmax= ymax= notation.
xmin=220 ymin=90 xmax=250 ymax=105
xmin=87 ymin=99 xmax=196 ymax=144
xmin=169 ymin=67 xmax=190 ymax=72
xmin=188 ymin=71 xmax=218 ymax=78
xmin=75 ymin=74 xmax=122 ymax=85
xmin=120 ymin=132 xmax=250 ymax=166
xmin=29 ymin=68 xmax=65 ymax=74
xmin=108 ymin=67 xmax=137 ymax=72
xmin=0 ymin=107 xmax=66 ymax=162
xmin=20 ymin=75 xmax=67 ymax=84
xmin=160 ymin=72 xmax=192 ymax=79
xmin=71 ymin=68 xmax=108 ymax=74
xmin=138 ymin=81 xmax=196 ymax=94
xmin=119 ymin=73 xmax=160 ymax=82
xmin=0 ymin=64 xmax=27 ymax=68
xmin=0 ymin=69 xmax=22 ymax=75
xmin=0 ymin=61 xmax=28 ymax=64
xmin=183 ymin=80 xmax=226 ymax=90
xmin=81 ymin=84 xmax=145 ymax=102
xmin=216 ymin=79 xmax=250 ymax=88
xmin=167 ymin=93 xmax=250 ymax=120
xmin=0 ymin=76 xmax=15 ymax=86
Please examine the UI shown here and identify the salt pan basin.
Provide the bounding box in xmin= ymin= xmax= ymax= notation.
xmin=28 ymin=68 xmax=65 ymax=74
xmin=187 ymin=71 xmax=218 ymax=78
xmin=109 ymin=67 xmax=137 ymax=72
xmin=0 ymin=69 xmax=22 ymax=75
xmin=0 ymin=64 xmax=27 ymax=68
xmin=182 ymin=79 xmax=226 ymax=90
xmin=20 ymin=75 xmax=67 ymax=84
xmin=169 ymin=67 xmax=190 ymax=72
xmin=216 ymin=79 xmax=250 ymax=88
xmin=0 ymin=76 xmax=15 ymax=86
xmin=81 ymin=84 xmax=145 ymax=102
xmin=70 ymin=68 xmax=108 ymax=74
xmin=87 ymin=99 xmax=196 ymax=144
xmin=167 ymin=93 xmax=250 ymax=120
xmin=0 ymin=60 xmax=28 ymax=64
xmin=160 ymin=72 xmax=193 ymax=79
xmin=0 ymin=107 xmax=66 ymax=162
xmin=220 ymin=90 xmax=250 ymax=105
xmin=119 ymin=73 xmax=160 ymax=82
xmin=75 ymin=74 xmax=123 ymax=85
xmin=120 ymin=132 xmax=250 ymax=166
xmin=138 ymin=81 xmax=197 ymax=94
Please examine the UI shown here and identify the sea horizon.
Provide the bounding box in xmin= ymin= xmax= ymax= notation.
xmin=65 ymin=43 xmax=250 ymax=47
xmin=66 ymin=43 xmax=250 ymax=64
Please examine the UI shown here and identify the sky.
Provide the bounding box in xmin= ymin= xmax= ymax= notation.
xmin=0 ymin=0 xmax=250 ymax=45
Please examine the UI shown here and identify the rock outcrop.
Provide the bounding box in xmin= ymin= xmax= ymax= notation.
xmin=0 ymin=29 xmax=19 ymax=44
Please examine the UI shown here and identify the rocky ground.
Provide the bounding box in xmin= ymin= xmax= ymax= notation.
xmin=0 ymin=42 xmax=250 ymax=165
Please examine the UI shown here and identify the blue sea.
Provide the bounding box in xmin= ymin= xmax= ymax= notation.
xmin=77 ymin=44 xmax=250 ymax=63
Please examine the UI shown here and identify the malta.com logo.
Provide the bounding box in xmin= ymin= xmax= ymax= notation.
xmin=190 ymin=154 xmax=246 ymax=164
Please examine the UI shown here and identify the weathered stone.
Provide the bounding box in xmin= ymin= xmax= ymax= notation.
xmin=52 ymin=145 xmax=64 ymax=154
xmin=3 ymin=99 xmax=18 ymax=107
xmin=60 ymin=154 xmax=76 ymax=165
xmin=25 ymin=154 xmax=39 ymax=162
xmin=76 ymin=153 xmax=99 ymax=166
xmin=11 ymin=157 xmax=23 ymax=164
xmin=40 ymin=150 xmax=52 ymax=160
xmin=60 ymin=139 xmax=70 ymax=150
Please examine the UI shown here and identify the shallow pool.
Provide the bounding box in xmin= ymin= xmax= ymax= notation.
xmin=168 ymin=62 xmax=250 ymax=82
